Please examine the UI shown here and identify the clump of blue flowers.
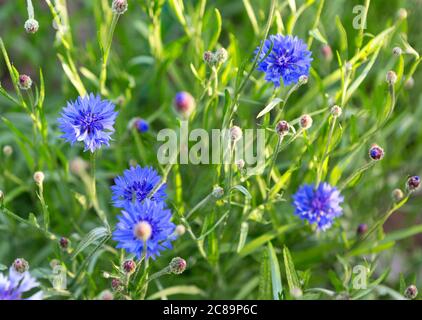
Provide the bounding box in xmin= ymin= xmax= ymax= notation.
xmin=111 ymin=165 xmax=167 ymax=208
xmin=292 ymin=182 xmax=344 ymax=231
xmin=112 ymin=199 xmax=175 ymax=259
xmin=58 ymin=93 xmax=118 ymax=152
xmin=0 ymin=266 xmax=43 ymax=300
xmin=255 ymin=34 xmax=312 ymax=87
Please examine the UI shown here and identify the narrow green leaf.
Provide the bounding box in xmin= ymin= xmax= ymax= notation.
xmin=268 ymin=242 xmax=283 ymax=300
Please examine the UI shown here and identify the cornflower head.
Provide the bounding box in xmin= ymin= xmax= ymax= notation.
xmin=0 ymin=266 xmax=42 ymax=300
xmin=57 ymin=93 xmax=118 ymax=153
xmin=254 ymin=34 xmax=312 ymax=87
xmin=112 ymin=199 xmax=175 ymax=259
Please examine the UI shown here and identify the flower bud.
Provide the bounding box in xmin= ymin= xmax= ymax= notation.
xmin=407 ymin=175 xmax=420 ymax=191
xmin=59 ymin=237 xmax=70 ymax=250
xmin=356 ymin=223 xmax=368 ymax=236
xmin=111 ymin=0 xmax=128 ymax=15
xmin=33 ymin=171 xmax=45 ymax=185
xmin=404 ymin=285 xmax=418 ymax=299
xmin=99 ymin=290 xmax=114 ymax=300
xmin=299 ymin=114 xmax=313 ymax=130
xmin=18 ymin=74 xmax=32 ymax=90
xmin=133 ymin=118 xmax=149 ymax=133
xmin=169 ymin=257 xmax=186 ymax=274
xmin=386 ymin=71 xmax=397 ymax=85
xmin=212 ymin=186 xmax=224 ymax=199
xmin=369 ymin=144 xmax=384 ymax=161
xmin=203 ymin=51 xmax=215 ymax=65
xmin=122 ymin=259 xmax=136 ymax=274
xmin=392 ymin=188 xmax=404 ymax=201
xmin=70 ymin=157 xmax=88 ymax=175
xmin=236 ymin=159 xmax=245 ymax=170
xmin=404 ymin=77 xmax=414 ymax=90
xmin=276 ymin=120 xmax=290 ymax=136
xmin=345 ymin=62 xmax=353 ymax=73
xmin=174 ymin=92 xmax=196 ymax=118
xmin=298 ymin=75 xmax=308 ymax=85
xmin=397 ymin=8 xmax=407 ymax=20
xmin=111 ymin=278 xmax=123 ymax=291
xmin=175 ymin=224 xmax=186 ymax=236
xmin=3 ymin=145 xmax=13 ymax=157
xmin=133 ymin=221 xmax=152 ymax=241
xmin=24 ymin=19 xmax=39 ymax=34
xmin=331 ymin=105 xmax=342 ymax=117
xmin=103 ymin=271 xmax=111 ymax=279
xmin=392 ymin=47 xmax=402 ymax=56
xmin=13 ymin=258 xmax=29 ymax=273
xmin=321 ymin=44 xmax=333 ymax=62
xmin=0 ymin=190 xmax=4 ymax=204
xmin=49 ymin=259 xmax=61 ymax=269
xmin=230 ymin=126 xmax=242 ymax=142
xmin=215 ymin=48 xmax=228 ymax=64
xmin=290 ymin=287 xmax=303 ymax=298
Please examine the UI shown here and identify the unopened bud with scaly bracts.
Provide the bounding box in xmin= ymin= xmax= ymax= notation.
xmin=24 ymin=19 xmax=39 ymax=34
xmin=169 ymin=257 xmax=187 ymax=275
xmin=299 ymin=114 xmax=313 ymax=130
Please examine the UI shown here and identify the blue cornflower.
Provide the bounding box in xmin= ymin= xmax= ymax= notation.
xmin=0 ymin=267 xmax=43 ymax=300
xmin=292 ymin=182 xmax=344 ymax=231
xmin=111 ymin=165 xmax=166 ymax=208
xmin=254 ymin=34 xmax=312 ymax=87
xmin=57 ymin=93 xmax=118 ymax=152
xmin=112 ymin=199 xmax=176 ymax=259
xmin=135 ymin=118 xmax=149 ymax=133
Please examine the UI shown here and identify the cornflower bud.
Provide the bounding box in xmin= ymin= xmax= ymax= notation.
xmin=368 ymin=144 xmax=384 ymax=161
xmin=175 ymin=224 xmax=186 ymax=236
xmin=212 ymin=186 xmax=224 ymax=199
xmin=133 ymin=221 xmax=152 ymax=242
xmin=203 ymin=51 xmax=215 ymax=65
xmin=392 ymin=47 xmax=402 ymax=56
xmin=276 ymin=120 xmax=289 ymax=136
xmin=133 ymin=118 xmax=149 ymax=133
xmin=392 ymin=188 xmax=404 ymax=202
xmin=215 ymin=48 xmax=228 ymax=64
xmin=404 ymin=285 xmax=418 ymax=299
xmin=406 ymin=176 xmax=420 ymax=191
xmin=18 ymin=74 xmax=32 ymax=90
xmin=33 ymin=171 xmax=45 ymax=185
xmin=236 ymin=159 xmax=245 ymax=170
xmin=230 ymin=126 xmax=243 ymax=142
xmin=331 ymin=105 xmax=342 ymax=117
xmin=321 ymin=44 xmax=333 ymax=62
xmin=111 ymin=278 xmax=123 ymax=291
xmin=298 ymin=75 xmax=308 ymax=85
xmin=299 ymin=114 xmax=313 ymax=130
xmin=0 ymin=190 xmax=4 ymax=204
xmin=174 ymin=92 xmax=196 ymax=118
xmin=99 ymin=290 xmax=114 ymax=300
xmin=70 ymin=157 xmax=88 ymax=175
xmin=13 ymin=258 xmax=29 ymax=273
xmin=356 ymin=224 xmax=368 ymax=236
xmin=111 ymin=0 xmax=128 ymax=15
xmin=386 ymin=70 xmax=397 ymax=85
xmin=122 ymin=260 xmax=136 ymax=274
xmin=397 ymin=8 xmax=407 ymax=20
xmin=404 ymin=77 xmax=414 ymax=90
xmin=24 ymin=18 xmax=39 ymax=34
xmin=3 ymin=145 xmax=13 ymax=157
xmin=169 ymin=257 xmax=187 ymax=275
xmin=59 ymin=237 xmax=70 ymax=250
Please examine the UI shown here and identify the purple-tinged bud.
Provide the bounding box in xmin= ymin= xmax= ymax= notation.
xmin=392 ymin=47 xmax=402 ymax=56
xmin=321 ymin=44 xmax=333 ymax=62
xmin=331 ymin=105 xmax=342 ymax=117
xmin=13 ymin=258 xmax=29 ymax=273
xmin=24 ymin=19 xmax=39 ymax=34
xmin=133 ymin=221 xmax=152 ymax=241
xmin=111 ymin=0 xmax=128 ymax=15
xmin=236 ymin=159 xmax=245 ymax=170
xmin=175 ymin=224 xmax=186 ymax=236
xmin=386 ymin=71 xmax=397 ymax=85
xmin=357 ymin=224 xmax=368 ymax=236
xmin=174 ymin=92 xmax=196 ymax=118
xmin=134 ymin=118 xmax=149 ymax=133
xmin=276 ymin=120 xmax=290 ymax=136
xmin=404 ymin=77 xmax=414 ymax=90
xmin=397 ymin=8 xmax=407 ymax=20
xmin=369 ymin=144 xmax=384 ymax=161
xmin=404 ymin=285 xmax=418 ymax=299
xmin=122 ymin=260 xmax=136 ymax=274
xmin=407 ymin=176 xmax=420 ymax=191
xmin=203 ymin=51 xmax=215 ymax=65
xmin=111 ymin=278 xmax=123 ymax=291
xmin=169 ymin=257 xmax=187 ymax=275
xmin=99 ymin=290 xmax=114 ymax=300
xmin=392 ymin=188 xmax=404 ymax=201
xmin=215 ymin=48 xmax=228 ymax=64
xmin=298 ymin=75 xmax=308 ymax=85
xmin=33 ymin=171 xmax=45 ymax=185
xmin=18 ymin=74 xmax=32 ymax=90
xmin=3 ymin=145 xmax=13 ymax=157
xmin=212 ymin=186 xmax=224 ymax=199
xmin=299 ymin=114 xmax=313 ymax=130
xmin=59 ymin=237 xmax=70 ymax=250
xmin=230 ymin=126 xmax=243 ymax=142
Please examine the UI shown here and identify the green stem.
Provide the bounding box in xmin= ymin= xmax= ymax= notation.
xmin=266 ymin=135 xmax=283 ymax=186
xmin=100 ymin=13 xmax=119 ymax=94
xmin=316 ymin=116 xmax=337 ymax=186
